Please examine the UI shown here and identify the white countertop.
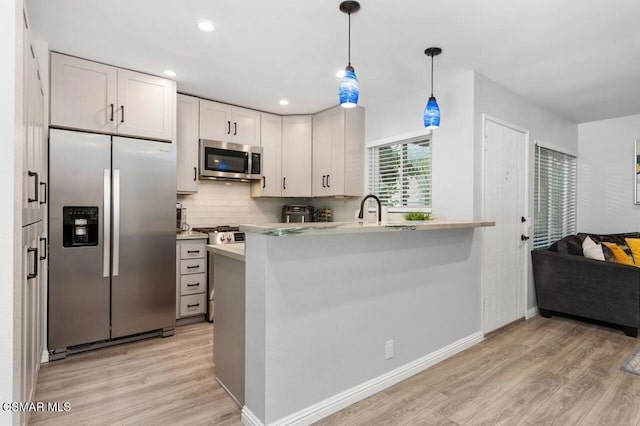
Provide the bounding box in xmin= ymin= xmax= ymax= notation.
xmin=239 ymin=220 xmax=495 ymax=237
xmin=176 ymin=231 xmax=209 ymax=240
xmin=207 ymin=243 xmax=245 ymax=262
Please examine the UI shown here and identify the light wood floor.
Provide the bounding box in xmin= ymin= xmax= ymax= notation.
xmin=31 ymin=316 xmax=640 ymax=425
xmin=30 ymin=322 xmax=241 ymax=425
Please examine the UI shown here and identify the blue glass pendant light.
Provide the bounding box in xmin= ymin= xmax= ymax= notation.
xmin=339 ymin=1 xmax=361 ymax=108
xmin=424 ymin=47 xmax=442 ymax=129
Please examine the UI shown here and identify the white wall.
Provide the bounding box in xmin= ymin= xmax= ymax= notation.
xmin=473 ymin=73 xmax=578 ymax=310
xmin=578 ymin=113 xmax=640 ymax=233
xmin=177 ymin=180 xmax=308 ymax=227
xmin=1 ymin=0 xmax=23 ymax=424
xmin=366 ymin=70 xmax=476 ymax=221
xmin=245 ymin=228 xmax=483 ymax=424
xmin=364 ymin=71 xmax=578 ymax=311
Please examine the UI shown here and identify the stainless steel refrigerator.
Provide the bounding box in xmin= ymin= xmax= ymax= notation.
xmin=48 ymin=129 xmax=176 ymax=358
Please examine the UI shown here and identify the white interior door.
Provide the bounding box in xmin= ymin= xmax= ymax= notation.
xmin=482 ymin=117 xmax=528 ymax=333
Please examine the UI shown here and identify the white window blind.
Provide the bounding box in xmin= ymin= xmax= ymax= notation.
xmin=368 ymin=137 xmax=431 ymax=210
xmin=533 ymin=145 xmax=577 ymax=249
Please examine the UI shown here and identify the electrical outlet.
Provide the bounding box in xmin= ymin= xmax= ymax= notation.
xmin=385 ymin=340 xmax=394 ymax=360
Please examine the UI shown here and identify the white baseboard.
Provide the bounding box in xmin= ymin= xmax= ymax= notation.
xmin=242 ymin=406 xmax=263 ymax=426
xmin=41 ymin=349 xmax=49 ymax=363
xmin=526 ymin=306 xmax=539 ymax=320
xmin=242 ymin=331 xmax=484 ymax=426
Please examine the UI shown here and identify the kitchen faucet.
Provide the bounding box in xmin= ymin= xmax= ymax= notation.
xmin=358 ymin=194 xmax=382 ymax=223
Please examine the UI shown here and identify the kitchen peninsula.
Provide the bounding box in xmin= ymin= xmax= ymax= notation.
xmin=238 ymin=220 xmax=494 ymax=425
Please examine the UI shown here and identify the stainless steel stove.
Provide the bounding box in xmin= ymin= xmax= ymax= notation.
xmin=192 ymin=226 xmax=245 ymax=245
xmin=192 ymin=226 xmax=245 ymax=322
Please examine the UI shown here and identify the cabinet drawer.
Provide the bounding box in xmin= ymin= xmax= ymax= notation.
xmin=180 ymin=273 xmax=206 ymax=296
xmin=180 ymin=293 xmax=206 ymax=317
xmin=181 ymin=258 xmax=205 ymax=275
xmin=180 ymin=243 xmax=206 ymax=260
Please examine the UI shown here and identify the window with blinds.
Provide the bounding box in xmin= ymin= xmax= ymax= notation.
xmin=533 ymin=145 xmax=577 ymax=249
xmin=368 ymin=137 xmax=431 ymax=210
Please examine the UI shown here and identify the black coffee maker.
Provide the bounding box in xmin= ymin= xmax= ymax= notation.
xmin=282 ymin=205 xmax=314 ymax=223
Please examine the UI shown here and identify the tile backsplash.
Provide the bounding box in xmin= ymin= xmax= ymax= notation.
xmin=178 ymin=180 xmax=365 ymax=228
xmin=177 ymin=180 xmax=308 ymax=227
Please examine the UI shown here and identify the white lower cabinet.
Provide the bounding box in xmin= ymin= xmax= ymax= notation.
xmin=21 ymin=221 xmax=45 ymax=420
xmin=176 ymin=239 xmax=207 ymax=319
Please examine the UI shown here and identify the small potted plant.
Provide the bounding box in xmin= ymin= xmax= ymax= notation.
xmin=403 ymin=212 xmax=432 ymax=221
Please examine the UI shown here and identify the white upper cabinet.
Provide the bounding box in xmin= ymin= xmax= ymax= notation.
xmin=251 ymin=113 xmax=282 ymax=197
xmin=232 ymin=107 xmax=261 ymax=146
xmin=199 ymin=99 xmax=261 ymax=146
xmin=50 ymin=53 xmax=118 ymax=134
xmin=312 ymin=106 xmax=364 ymax=197
xmin=23 ymin=29 xmax=46 ymax=226
xmin=281 ymin=116 xmax=312 ymax=197
xmin=50 ymin=53 xmax=175 ymax=141
xmin=116 ymin=69 xmax=175 ymax=141
xmin=176 ymin=94 xmax=199 ymax=194
xmin=199 ymin=99 xmax=231 ymax=142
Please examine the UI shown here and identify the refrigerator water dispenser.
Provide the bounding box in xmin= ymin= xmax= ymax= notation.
xmin=63 ymin=206 xmax=99 ymax=247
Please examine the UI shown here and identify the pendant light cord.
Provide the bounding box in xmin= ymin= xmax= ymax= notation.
xmin=430 ymin=54 xmax=434 ymax=97
xmin=348 ymin=12 xmax=352 ymax=66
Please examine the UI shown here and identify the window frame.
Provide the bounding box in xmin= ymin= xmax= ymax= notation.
xmin=533 ymin=142 xmax=578 ymax=250
xmin=366 ymin=130 xmax=433 ymax=214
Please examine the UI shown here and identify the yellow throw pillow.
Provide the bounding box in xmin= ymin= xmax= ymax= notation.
xmin=625 ymin=238 xmax=640 ymax=265
xmin=602 ymin=242 xmax=635 ymax=266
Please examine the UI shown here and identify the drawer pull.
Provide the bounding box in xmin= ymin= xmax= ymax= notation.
xmin=187 ymin=303 xmax=200 ymax=308
xmin=187 ymin=250 xmax=200 ymax=254
xmin=186 ymin=265 xmax=199 ymax=269
xmin=187 ymin=283 xmax=199 ymax=287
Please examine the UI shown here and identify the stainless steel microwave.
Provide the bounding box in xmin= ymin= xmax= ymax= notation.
xmin=199 ymin=139 xmax=262 ymax=181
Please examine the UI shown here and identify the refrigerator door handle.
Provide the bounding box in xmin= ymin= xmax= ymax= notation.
xmin=103 ymin=169 xmax=111 ymax=277
xmin=113 ymin=169 xmax=120 ymax=277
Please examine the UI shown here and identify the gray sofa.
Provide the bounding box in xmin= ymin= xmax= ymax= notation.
xmin=531 ymin=233 xmax=640 ymax=337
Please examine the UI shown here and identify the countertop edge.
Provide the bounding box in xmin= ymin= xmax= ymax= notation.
xmin=176 ymin=231 xmax=209 ymax=241
xmin=207 ymin=244 xmax=246 ymax=262
xmin=239 ymin=220 xmax=496 ymax=237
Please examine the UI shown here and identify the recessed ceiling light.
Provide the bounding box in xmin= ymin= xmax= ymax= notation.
xmin=163 ymin=69 xmax=176 ymax=77
xmin=279 ymin=99 xmax=289 ymax=106
xmin=198 ymin=21 xmax=215 ymax=32
xmin=336 ymin=69 xmax=346 ymax=78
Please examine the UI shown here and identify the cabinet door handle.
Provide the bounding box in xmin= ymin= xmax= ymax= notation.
xmin=187 ymin=283 xmax=199 ymax=287
xmin=283 ymin=177 xmax=286 ymax=190
xmin=27 ymin=247 xmax=38 ymax=279
xmin=28 ymin=171 xmax=39 ymax=203
xmin=120 ymin=105 xmax=125 ymax=123
xmin=187 ymin=250 xmax=200 ymax=254
xmin=262 ymin=176 xmax=266 ymax=189
xmin=327 ymin=174 xmax=331 ymax=188
xmin=187 ymin=265 xmax=199 ymax=269
xmin=322 ymin=175 xmax=326 ymax=188
xmin=227 ymin=121 xmax=231 ymax=135
xmin=187 ymin=303 xmax=200 ymax=308
xmin=39 ymin=182 xmax=47 ymax=205
xmin=39 ymin=237 xmax=47 ymax=260
xmin=110 ymin=103 xmax=114 ymax=122
xmin=193 ymin=167 xmax=197 ymax=181
xmin=233 ymin=122 xmax=237 ymax=136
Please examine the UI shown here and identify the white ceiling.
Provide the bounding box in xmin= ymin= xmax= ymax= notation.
xmin=28 ymin=0 xmax=640 ymax=123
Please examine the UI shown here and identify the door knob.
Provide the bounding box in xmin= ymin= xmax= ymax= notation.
xmin=521 ymin=235 xmax=530 ymax=241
